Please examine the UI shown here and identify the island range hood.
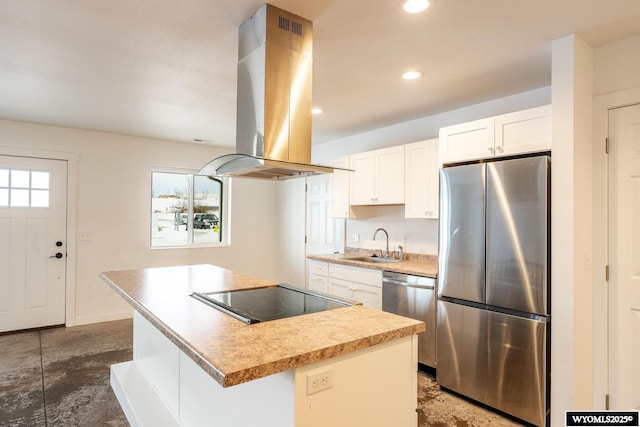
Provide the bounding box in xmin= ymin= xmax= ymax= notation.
xmin=199 ymin=4 xmax=341 ymax=180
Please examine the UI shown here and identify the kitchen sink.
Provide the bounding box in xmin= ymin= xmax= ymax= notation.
xmin=346 ymin=256 xmax=400 ymax=264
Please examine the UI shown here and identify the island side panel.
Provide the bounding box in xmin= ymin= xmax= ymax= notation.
xmin=294 ymin=334 xmax=418 ymax=427
xmin=133 ymin=311 xmax=180 ymax=417
xmin=180 ymin=352 xmax=296 ymax=427
xmin=122 ymin=311 xmax=297 ymax=427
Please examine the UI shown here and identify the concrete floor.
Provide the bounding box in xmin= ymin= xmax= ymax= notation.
xmin=0 ymin=319 xmax=523 ymax=426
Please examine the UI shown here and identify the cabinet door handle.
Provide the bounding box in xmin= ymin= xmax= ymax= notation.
xmin=496 ymin=146 xmax=503 ymax=154
xmin=488 ymin=147 xmax=494 ymax=154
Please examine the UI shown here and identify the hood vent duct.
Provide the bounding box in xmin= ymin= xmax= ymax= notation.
xmin=199 ymin=4 xmax=344 ymax=180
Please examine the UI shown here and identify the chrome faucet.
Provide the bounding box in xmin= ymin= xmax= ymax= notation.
xmin=373 ymin=228 xmax=390 ymax=258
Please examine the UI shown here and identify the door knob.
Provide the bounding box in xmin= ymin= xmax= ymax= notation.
xmin=50 ymin=253 xmax=63 ymax=259
xmin=56 ymin=241 xmax=63 ymax=247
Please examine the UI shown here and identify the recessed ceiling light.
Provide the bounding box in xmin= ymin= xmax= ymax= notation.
xmin=402 ymin=70 xmax=424 ymax=80
xmin=402 ymin=0 xmax=430 ymax=14
xmin=311 ymin=107 xmax=324 ymax=114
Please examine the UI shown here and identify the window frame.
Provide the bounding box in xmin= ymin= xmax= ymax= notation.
xmin=0 ymin=168 xmax=51 ymax=209
xmin=150 ymin=167 xmax=230 ymax=249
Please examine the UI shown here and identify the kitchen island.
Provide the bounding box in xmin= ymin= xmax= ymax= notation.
xmin=100 ymin=264 xmax=425 ymax=427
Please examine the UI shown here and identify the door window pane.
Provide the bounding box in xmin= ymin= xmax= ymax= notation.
xmin=31 ymin=171 xmax=50 ymax=189
xmin=11 ymin=170 xmax=30 ymax=188
xmin=10 ymin=189 xmax=29 ymax=207
xmin=0 ymin=189 xmax=7 ymax=207
xmin=0 ymin=169 xmax=8 ymax=187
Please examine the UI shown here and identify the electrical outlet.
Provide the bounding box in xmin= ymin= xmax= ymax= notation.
xmin=351 ymin=233 xmax=360 ymax=243
xmin=79 ymin=232 xmax=91 ymax=241
xmin=306 ymin=369 xmax=333 ymax=395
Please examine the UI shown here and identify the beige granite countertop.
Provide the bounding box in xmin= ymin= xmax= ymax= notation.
xmin=308 ymin=250 xmax=438 ymax=278
xmin=100 ymin=264 xmax=425 ymax=388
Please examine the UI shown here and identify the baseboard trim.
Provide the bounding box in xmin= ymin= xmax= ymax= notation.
xmin=73 ymin=310 xmax=133 ymax=326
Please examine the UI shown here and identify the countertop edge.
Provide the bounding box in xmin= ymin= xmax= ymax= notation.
xmin=307 ymin=253 xmax=438 ymax=278
xmin=223 ymin=321 xmax=425 ymax=387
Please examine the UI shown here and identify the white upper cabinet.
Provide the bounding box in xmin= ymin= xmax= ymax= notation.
xmin=349 ymin=151 xmax=377 ymax=204
xmin=329 ymin=156 xmax=351 ymax=218
xmin=439 ymin=105 xmax=551 ymax=164
xmin=404 ymin=138 xmax=440 ymax=219
xmin=439 ymin=117 xmax=494 ymax=164
xmin=495 ymin=105 xmax=552 ymax=157
xmin=350 ymin=145 xmax=405 ymax=205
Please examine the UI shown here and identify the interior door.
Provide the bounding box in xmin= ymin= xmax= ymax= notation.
xmin=305 ymin=174 xmax=334 ymax=257
xmin=608 ymin=103 xmax=640 ymax=410
xmin=0 ymin=155 xmax=67 ymax=332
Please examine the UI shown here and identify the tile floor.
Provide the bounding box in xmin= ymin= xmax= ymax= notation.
xmin=0 ymin=319 xmax=523 ymax=426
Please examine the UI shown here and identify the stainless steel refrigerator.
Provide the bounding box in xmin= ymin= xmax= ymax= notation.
xmin=437 ymin=155 xmax=550 ymax=427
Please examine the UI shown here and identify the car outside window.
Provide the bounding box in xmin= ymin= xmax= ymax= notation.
xmin=151 ymin=171 xmax=227 ymax=247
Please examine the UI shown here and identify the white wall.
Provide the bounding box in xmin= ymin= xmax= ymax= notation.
xmin=0 ymin=119 xmax=278 ymax=325
xmin=551 ymin=34 xmax=595 ymax=425
xmin=594 ymin=34 xmax=640 ymax=96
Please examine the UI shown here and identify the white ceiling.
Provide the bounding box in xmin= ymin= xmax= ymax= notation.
xmin=1 ymin=0 xmax=640 ymax=148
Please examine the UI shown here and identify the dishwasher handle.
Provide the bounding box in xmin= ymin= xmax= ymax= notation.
xmin=382 ymin=277 xmax=435 ymax=290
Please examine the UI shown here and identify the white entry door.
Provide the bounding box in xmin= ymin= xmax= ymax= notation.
xmin=0 ymin=155 xmax=67 ymax=332
xmin=608 ymin=103 xmax=640 ymax=410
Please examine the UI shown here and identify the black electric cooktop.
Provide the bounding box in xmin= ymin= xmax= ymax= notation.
xmin=191 ymin=284 xmax=354 ymax=324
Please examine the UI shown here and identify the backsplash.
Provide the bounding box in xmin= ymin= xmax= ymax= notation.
xmin=342 ymin=205 xmax=439 ymax=256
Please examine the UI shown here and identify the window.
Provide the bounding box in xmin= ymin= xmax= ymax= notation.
xmin=0 ymin=168 xmax=50 ymax=208
xmin=151 ymin=171 xmax=227 ymax=247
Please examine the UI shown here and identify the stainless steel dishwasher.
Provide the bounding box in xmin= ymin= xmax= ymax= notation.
xmin=382 ymin=271 xmax=437 ymax=368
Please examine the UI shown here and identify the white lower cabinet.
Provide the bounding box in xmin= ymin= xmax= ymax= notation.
xmin=307 ymin=260 xmax=383 ymax=310
xmin=308 ymin=274 xmax=329 ymax=293
xmin=328 ymin=263 xmax=382 ymax=310
xmin=329 ymin=278 xmax=382 ymax=310
xmin=307 ymin=260 xmax=329 ymax=293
